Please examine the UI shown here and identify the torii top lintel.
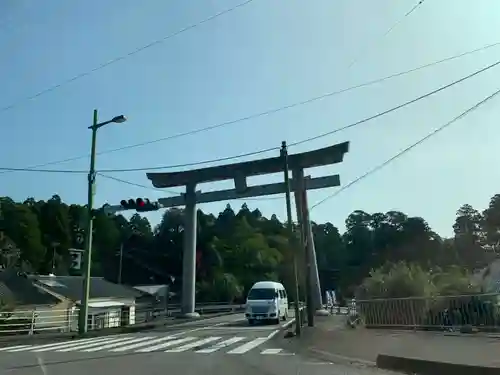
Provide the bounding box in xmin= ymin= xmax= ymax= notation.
xmin=146 ymin=141 xmax=349 ymax=189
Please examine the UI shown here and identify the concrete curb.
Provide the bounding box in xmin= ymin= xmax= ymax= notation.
xmin=0 ymin=312 xmax=237 ymax=347
xmin=308 ymin=348 xmax=376 ymax=368
xmin=376 ymin=354 xmax=500 ymax=375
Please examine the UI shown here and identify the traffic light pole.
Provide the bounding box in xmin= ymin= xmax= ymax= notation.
xmin=79 ymin=109 xmax=98 ymax=335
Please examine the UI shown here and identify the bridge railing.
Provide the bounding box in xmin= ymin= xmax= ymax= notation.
xmin=0 ymin=303 xmax=247 ymax=336
xmin=356 ymin=293 xmax=500 ymax=332
xmin=0 ymin=300 xmax=307 ymax=336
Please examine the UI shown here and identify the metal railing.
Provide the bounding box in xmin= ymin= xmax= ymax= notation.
xmin=0 ymin=300 xmax=308 ymax=336
xmin=0 ymin=302 xmax=247 ymax=336
xmin=357 ymin=293 xmax=500 ymax=332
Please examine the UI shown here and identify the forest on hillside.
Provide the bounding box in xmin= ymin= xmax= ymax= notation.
xmin=1 ymin=193 xmax=500 ymax=303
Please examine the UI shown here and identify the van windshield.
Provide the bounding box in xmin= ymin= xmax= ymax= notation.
xmin=247 ymin=288 xmax=276 ymax=300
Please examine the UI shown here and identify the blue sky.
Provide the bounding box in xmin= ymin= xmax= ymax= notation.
xmin=1 ymin=0 xmax=499 ymax=237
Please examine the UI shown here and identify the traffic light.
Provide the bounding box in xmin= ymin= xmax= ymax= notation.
xmin=119 ymin=198 xmax=160 ymax=212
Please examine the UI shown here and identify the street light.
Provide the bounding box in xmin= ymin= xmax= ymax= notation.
xmin=79 ymin=109 xmax=127 ymax=335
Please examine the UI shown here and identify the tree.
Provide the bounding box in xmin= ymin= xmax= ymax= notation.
xmin=0 ymin=189 xmax=499 ymax=303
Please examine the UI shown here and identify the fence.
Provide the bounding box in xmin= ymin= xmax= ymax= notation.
xmin=0 ymin=302 xmax=247 ymax=336
xmin=357 ymin=293 xmax=500 ymax=332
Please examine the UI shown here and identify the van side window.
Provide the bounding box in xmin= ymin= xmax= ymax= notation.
xmin=279 ymin=290 xmax=284 ymax=298
xmin=282 ymin=289 xmax=287 ymax=298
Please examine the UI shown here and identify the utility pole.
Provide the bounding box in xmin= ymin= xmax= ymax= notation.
xmin=117 ymin=243 xmax=124 ymax=284
xmin=79 ymin=110 xmax=127 ymax=334
xmin=293 ymin=169 xmax=314 ymax=326
xmin=281 ymin=141 xmax=301 ymax=336
xmin=51 ymin=242 xmax=59 ymax=273
xmin=79 ymin=109 xmax=98 ymax=335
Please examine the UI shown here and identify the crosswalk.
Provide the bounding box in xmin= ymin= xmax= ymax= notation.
xmin=0 ymin=334 xmax=291 ymax=356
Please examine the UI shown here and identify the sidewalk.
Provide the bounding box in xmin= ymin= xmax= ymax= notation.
xmin=281 ymin=315 xmax=500 ymax=370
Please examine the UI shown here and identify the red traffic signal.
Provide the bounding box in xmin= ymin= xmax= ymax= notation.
xmin=119 ymin=198 xmax=160 ymax=212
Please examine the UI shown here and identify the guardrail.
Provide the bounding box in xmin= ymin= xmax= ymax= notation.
xmin=0 ymin=303 xmax=246 ymax=336
xmin=357 ymin=293 xmax=500 ymax=332
xmin=0 ymin=301 xmax=307 ymax=336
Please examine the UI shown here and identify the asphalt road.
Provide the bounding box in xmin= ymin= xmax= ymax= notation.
xmin=0 ymin=313 xmax=392 ymax=375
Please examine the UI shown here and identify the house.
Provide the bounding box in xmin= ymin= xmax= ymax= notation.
xmin=0 ymin=270 xmax=154 ymax=334
xmin=0 ymin=270 xmax=64 ymax=334
xmin=31 ymin=275 xmax=153 ymax=331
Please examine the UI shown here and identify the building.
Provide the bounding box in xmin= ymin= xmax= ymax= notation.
xmin=0 ymin=270 xmax=154 ymax=334
xmin=0 ymin=269 xmax=62 ymax=335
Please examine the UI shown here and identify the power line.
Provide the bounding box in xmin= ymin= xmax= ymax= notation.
xmin=98 ymin=172 xmax=282 ymax=202
xmin=0 ymin=0 xmax=256 ymax=115
xmin=97 ymin=173 xmax=178 ymax=195
xmin=0 ymin=166 xmax=86 ymax=174
xmin=310 ymin=86 xmax=500 ymax=210
xmin=99 ymin=146 xmax=279 ymax=173
xmin=345 ymin=0 xmax=426 ymax=71
xmin=3 ymin=40 xmax=499 ymax=175
xmin=98 ymin=57 xmax=500 ymax=173
xmin=1 ymin=56 xmax=498 ymax=175
xmin=290 ymin=58 xmax=500 ymax=147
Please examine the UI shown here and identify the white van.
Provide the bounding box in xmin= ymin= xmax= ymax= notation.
xmin=245 ymin=281 xmax=288 ymax=324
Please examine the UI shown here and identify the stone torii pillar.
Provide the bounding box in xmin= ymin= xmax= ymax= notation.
xmin=181 ymin=183 xmax=200 ymax=318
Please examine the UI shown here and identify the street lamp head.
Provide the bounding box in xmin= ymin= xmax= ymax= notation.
xmin=111 ymin=115 xmax=127 ymax=124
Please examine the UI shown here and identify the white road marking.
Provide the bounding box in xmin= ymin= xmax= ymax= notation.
xmin=36 ymin=355 xmax=48 ymax=375
xmin=203 ymin=326 xmax=274 ymax=331
xmin=56 ymin=337 xmax=131 ymax=352
xmin=7 ymin=336 xmax=113 ymax=352
xmin=228 ymin=337 xmax=270 ymax=354
xmin=33 ymin=337 xmax=117 ymax=352
xmin=261 ymin=348 xmax=283 ymax=355
xmin=82 ymin=336 xmax=155 ymax=352
xmin=0 ymin=345 xmax=30 ymax=352
xmin=165 ymin=336 xmax=221 ymax=353
xmin=266 ymin=329 xmax=280 ymax=339
xmin=136 ymin=337 xmax=196 ymax=352
xmin=110 ymin=336 xmax=175 ymax=352
xmin=168 ymin=316 xmax=246 ymax=337
xmin=196 ymin=337 xmax=245 ymax=354
xmin=0 ymin=329 xmax=288 ymax=356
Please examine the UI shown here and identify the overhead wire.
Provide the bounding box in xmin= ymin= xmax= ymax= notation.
xmin=309 ymin=86 xmax=500 ymax=210
xmin=97 ymin=173 xmax=177 ymax=195
xmin=289 ymin=58 xmax=500 ymax=147
xmin=1 ymin=57 xmax=499 ymax=175
xmin=99 ymin=57 xmax=500 ymax=172
xmin=344 ymin=0 xmax=426 ymax=71
xmin=0 ymin=0 xmax=256 ymax=115
xmin=2 ymin=39 xmax=498 ymax=177
xmin=97 ymin=173 xmax=283 ymax=202
xmin=0 ymin=39 xmax=496 ymax=177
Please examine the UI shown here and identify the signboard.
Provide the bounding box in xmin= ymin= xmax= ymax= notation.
xmin=69 ymin=248 xmax=84 ymax=270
